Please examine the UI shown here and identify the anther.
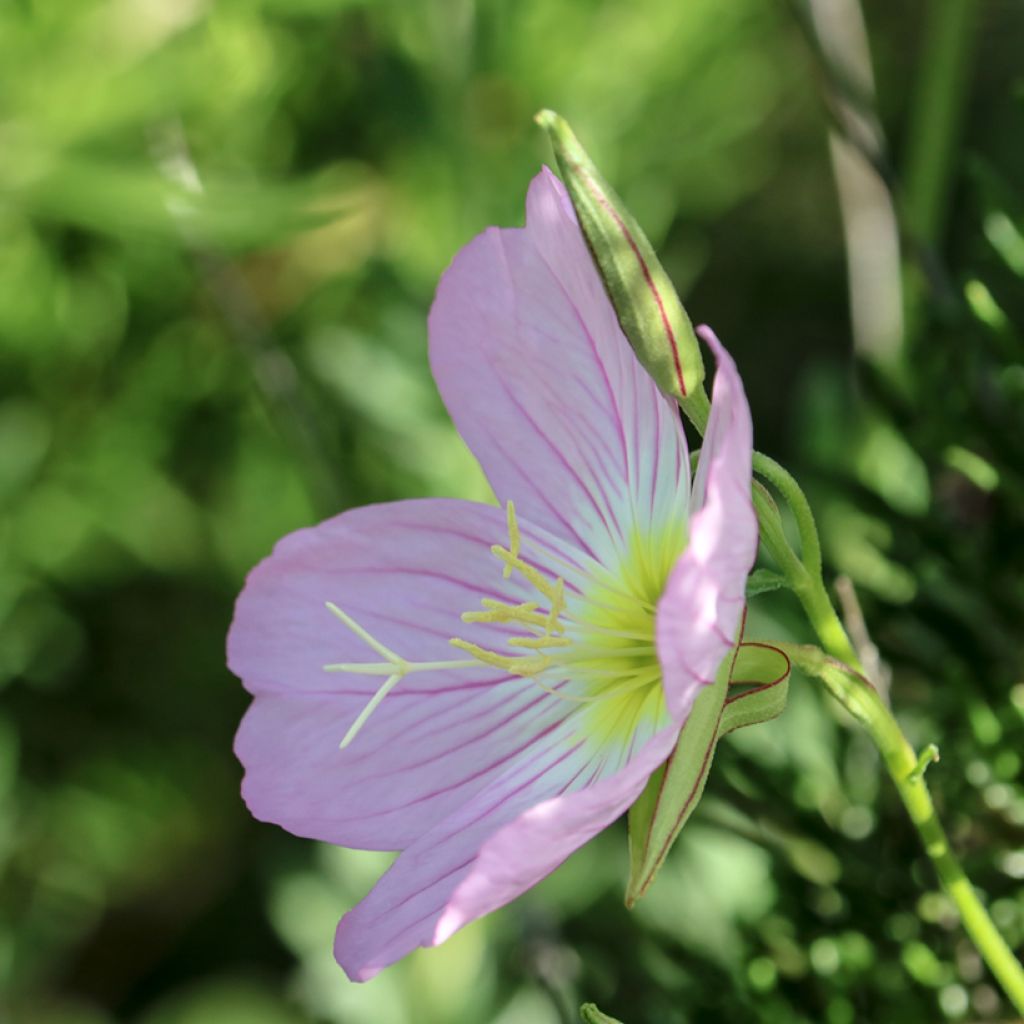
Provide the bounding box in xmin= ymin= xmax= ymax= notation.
xmin=490 ymin=545 xmax=561 ymax=603
xmin=504 ymin=500 xmax=520 ymax=579
xmin=449 ymin=638 xmax=551 ymax=677
xmin=508 ymin=635 xmax=573 ymax=650
xmin=461 ymin=600 xmax=548 ymax=630
xmin=546 ymin=577 xmax=565 ymax=634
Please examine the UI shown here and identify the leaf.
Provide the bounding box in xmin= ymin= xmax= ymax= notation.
xmin=580 ymin=1003 xmax=625 ymax=1024
xmin=625 ymin=638 xmax=790 ymax=905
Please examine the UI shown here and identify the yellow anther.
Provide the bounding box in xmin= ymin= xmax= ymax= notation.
xmin=461 ymin=600 xmax=549 ymax=630
xmin=508 ymin=635 xmax=573 ymax=650
xmin=484 ymin=598 xmax=538 ymax=613
xmin=449 ymin=638 xmax=552 ymax=677
xmin=491 ymin=545 xmax=561 ymax=603
xmin=503 ymin=500 xmax=520 ymax=579
xmin=546 ymin=577 xmax=565 ymax=634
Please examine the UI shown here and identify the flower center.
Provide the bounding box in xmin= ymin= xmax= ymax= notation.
xmin=323 ymin=501 xmax=685 ymax=750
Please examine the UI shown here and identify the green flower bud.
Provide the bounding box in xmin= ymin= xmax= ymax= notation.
xmin=536 ymin=109 xmax=706 ymax=415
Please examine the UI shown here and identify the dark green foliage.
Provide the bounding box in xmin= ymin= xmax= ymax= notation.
xmin=1 ymin=1 xmax=1022 ymax=1022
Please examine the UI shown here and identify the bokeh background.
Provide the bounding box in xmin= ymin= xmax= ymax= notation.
xmin=2 ymin=0 xmax=1023 ymax=1021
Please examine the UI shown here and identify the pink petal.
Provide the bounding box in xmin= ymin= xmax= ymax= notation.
xmin=229 ymin=498 xmax=577 ymax=850
xmin=655 ymin=328 xmax=758 ymax=723
xmin=334 ymin=722 xmax=679 ymax=981
xmin=428 ymin=168 xmax=689 ymax=562
xmin=235 ymin=682 xmax=572 ymax=851
xmin=228 ymin=498 xmax=521 ymax=697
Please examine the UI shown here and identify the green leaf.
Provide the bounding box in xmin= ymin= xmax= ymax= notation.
xmin=580 ymin=1003 xmax=625 ymax=1024
xmin=626 ymin=639 xmax=790 ymax=905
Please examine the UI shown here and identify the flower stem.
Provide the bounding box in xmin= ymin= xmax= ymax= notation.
xmin=781 ymin=642 xmax=1024 ymax=1015
xmin=686 ymin=375 xmax=1024 ymax=1009
xmin=792 ymin=572 xmax=860 ymax=672
xmin=752 ymin=452 xmax=823 ymax=580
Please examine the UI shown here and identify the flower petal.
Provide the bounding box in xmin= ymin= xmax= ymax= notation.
xmin=228 ymin=498 xmax=524 ymax=697
xmin=229 ymin=498 xmax=577 ymax=850
xmin=655 ymin=328 xmax=757 ymax=723
xmin=235 ymin=682 xmax=571 ymax=851
xmin=428 ymin=168 xmax=689 ymax=563
xmin=334 ymin=722 xmax=678 ymax=981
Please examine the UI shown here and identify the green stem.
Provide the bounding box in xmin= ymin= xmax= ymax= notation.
xmin=748 ymin=461 xmax=855 ymax=667
xmin=752 ymin=452 xmax=823 ymax=580
xmin=683 ymin=386 xmax=1024 ymax=1009
xmin=793 ymin=573 xmax=860 ymax=673
xmin=781 ymin=644 xmax=1024 ymax=1014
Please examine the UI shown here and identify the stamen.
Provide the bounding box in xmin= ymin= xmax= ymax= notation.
xmin=449 ymin=637 xmax=551 ymax=676
xmin=518 ymin=532 xmax=651 ymax=610
xmin=546 ymin=576 xmax=565 ymax=634
xmin=461 ymin=599 xmax=548 ymax=630
xmin=491 ymin=545 xmax=562 ymax=603
xmin=507 ymin=635 xmax=573 ymax=650
xmin=323 ymin=494 xmax=676 ymax=746
xmin=503 ymin=500 xmax=520 ymax=579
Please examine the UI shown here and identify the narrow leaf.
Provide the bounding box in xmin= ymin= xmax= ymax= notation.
xmin=580 ymin=1003 xmax=625 ymax=1023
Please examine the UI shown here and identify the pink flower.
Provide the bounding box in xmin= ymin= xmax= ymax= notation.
xmin=227 ymin=169 xmax=757 ymax=981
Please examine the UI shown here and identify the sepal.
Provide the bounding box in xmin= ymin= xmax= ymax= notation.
xmin=626 ymin=637 xmax=790 ymax=905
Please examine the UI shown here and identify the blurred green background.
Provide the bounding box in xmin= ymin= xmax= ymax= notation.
xmin=2 ymin=0 xmax=1023 ymax=1021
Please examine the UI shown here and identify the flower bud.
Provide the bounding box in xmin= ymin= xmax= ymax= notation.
xmin=536 ymin=109 xmax=705 ymax=410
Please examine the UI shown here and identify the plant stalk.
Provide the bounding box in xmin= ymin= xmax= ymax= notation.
xmin=781 ymin=641 xmax=1024 ymax=1014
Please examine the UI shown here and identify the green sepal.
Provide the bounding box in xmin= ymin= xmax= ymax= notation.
xmin=626 ymin=640 xmax=790 ymax=906
xmin=721 ymin=643 xmax=791 ymax=734
xmin=535 ymin=110 xmax=706 ymax=415
xmin=580 ymin=1004 xmax=625 ymax=1024
xmin=626 ymin=643 xmax=732 ymax=907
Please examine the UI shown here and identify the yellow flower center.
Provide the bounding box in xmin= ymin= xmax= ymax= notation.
xmin=324 ymin=501 xmax=685 ymax=750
